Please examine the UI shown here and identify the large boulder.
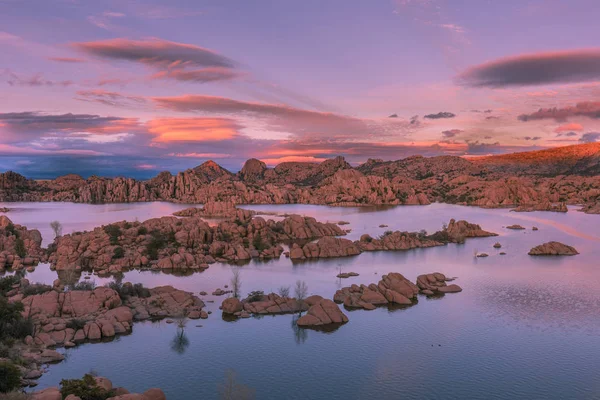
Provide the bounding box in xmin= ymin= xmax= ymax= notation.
xmin=296 ymin=298 xmax=348 ymax=327
xmin=528 ymin=241 xmax=579 ymax=256
xmin=221 ymin=297 xmax=243 ymax=314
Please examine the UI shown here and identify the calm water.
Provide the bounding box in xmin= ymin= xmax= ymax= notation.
xmin=2 ymin=202 xmax=600 ymax=399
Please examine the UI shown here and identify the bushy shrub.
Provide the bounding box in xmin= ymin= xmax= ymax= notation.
xmin=145 ymin=230 xmax=166 ymax=260
xmin=66 ymin=318 xmax=87 ymax=331
xmin=105 ymin=282 xmax=150 ymax=300
xmin=0 ymin=362 xmax=21 ymax=393
xmin=22 ymin=283 xmax=53 ymax=297
xmin=70 ymin=281 xmax=96 ymax=291
xmin=14 ymin=239 xmax=26 ymax=258
xmin=252 ymin=233 xmax=270 ymax=251
xmin=137 ymin=226 xmax=148 ymax=236
xmin=112 ymin=247 xmax=124 ymax=259
xmin=247 ymin=290 xmax=264 ymax=302
xmin=0 ymin=297 xmax=32 ymax=342
xmin=60 ymin=374 xmax=116 ymax=400
xmin=0 ymin=276 xmax=20 ymax=296
xmin=103 ymin=225 xmax=122 ymax=246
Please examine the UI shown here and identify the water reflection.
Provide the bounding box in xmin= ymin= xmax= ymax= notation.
xmin=170 ymin=317 xmax=190 ymax=355
xmin=290 ymin=314 xmax=307 ymax=344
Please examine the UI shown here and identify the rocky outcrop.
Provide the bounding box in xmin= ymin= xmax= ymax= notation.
xmin=357 ymin=231 xmax=443 ymax=251
xmin=289 ymin=237 xmax=360 ymax=260
xmin=528 ymin=241 xmax=579 ymax=256
xmin=333 ymin=273 xmax=419 ymax=310
xmin=47 ymin=214 xmax=345 ymax=271
xmin=296 ymin=296 xmax=348 ymax=327
xmin=15 ymin=283 xmax=204 ymax=348
xmin=416 ymin=273 xmax=462 ymax=295
xmin=444 ymin=219 xmax=498 ymax=242
xmin=240 ymin=293 xmax=309 ymax=315
xmin=0 ymin=216 xmax=45 ymax=271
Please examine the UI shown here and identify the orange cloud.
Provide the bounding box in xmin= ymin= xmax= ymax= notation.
xmin=260 ymin=156 xmax=327 ymax=166
xmin=554 ymin=123 xmax=584 ymax=133
xmin=146 ymin=117 xmax=241 ymax=142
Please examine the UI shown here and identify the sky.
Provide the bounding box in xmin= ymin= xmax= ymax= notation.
xmin=1 ymin=0 xmax=600 ymax=178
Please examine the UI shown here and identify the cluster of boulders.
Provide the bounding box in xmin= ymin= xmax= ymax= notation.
xmin=220 ymin=293 xmax=347 ymax=328
xmin=31 ymin=376 xmax=166 ymax=400
xmin=5 ymin=280 xmax=205 ymax=386
xmin=357 ymin=231 xmax=443 ymax=251
xmin=289 ymin=219 xmax=497 ymax=260
xmin=221 ymin=293 xmax=309 ymax=317
xmin=333 ymin=272 xmax=461 ymax=311
xmin=290 ymin=237 xmax=360 ymax=260
xmin=506 ymin=224 xmax=525 ymax=230
xmin=0 ymin=216 xmax=45 ymax=271
xmin=334 ymin=273 xmax=419 ymax=309
xmin=416 ymin=273 xmax=462 ymax=295
xmin=46 ymin=213 xmax=344 ymax=272
xmin=528 ymin=241 xmax=579 ymax=256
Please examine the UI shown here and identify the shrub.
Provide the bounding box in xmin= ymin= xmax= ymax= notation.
xmin=14 ymin=239 xmax=26 ymax=258
xmin=252 ymin=233 xmax=270 ymax=251
xmin=103 ymin=225 xmax=122 ymax=246
xmin=247 ymin=290 xmax=264 ymax=302
xmin=145 ymin=231 xmax=166 ymax=260
xmin=70 ymin=281 xmax=96 ymax=291
xmin=112 ymin=247 xmax=124 ymax=259
xmin=66 ymin=318 xmax=87 ymax=331
xmin=0 ymin=362 xmax=21 ymax=393
xmin=137 ymin=226 xmax=148 ymax=236
xmin=60 ymin=374 xmax=116 ymax=400
xmin=0 ymin=276 xmax=20 ymax=296
xmin=277 ymin=286 xmax=290 ymax=298
xmin=3 ymin=222 xmax=16 ymax=237
xmin=22 ymin=283 xmax=53 ymax=297
xmin=0 ymin=298 xmax=32 ymax=342
xmin=105 ymin=282 xmax=150 ymax=300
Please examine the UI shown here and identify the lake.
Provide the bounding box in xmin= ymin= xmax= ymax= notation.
xmin=2 ymin=201 xmax=599 ymax=399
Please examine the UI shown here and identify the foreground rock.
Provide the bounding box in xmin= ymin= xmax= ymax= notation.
xmin=16 ymin=283 xmax=204 ymax=348
xmin=31 ymin=375 xmax=166 ymax=400
xmin=333 ymin=272 xmax=419 ymax=310
xmin=296 ymin=296 xmax=348 ymax=327
xmin=416 ymin=273 xmax=462 ymax=295
xmin=528 ymin=241 xmax=579 ymax=256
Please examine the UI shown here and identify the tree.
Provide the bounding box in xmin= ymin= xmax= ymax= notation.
xmin=14 ymin=238 xmax=26 ymax=258
xmin=277 ymin=286 xmax=290 ymax=298
xmin=0 ymin=362 xmax=22 ymax=393
xmin=231 ymin=268 xmax=241 ymax=299
xmin=294 ymin=280 xmax=308 ymax=313
xmin=219 ymin=370 xmax=255 ymax=400
xmin=50 ymin=220 xmax=63 ymax=238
